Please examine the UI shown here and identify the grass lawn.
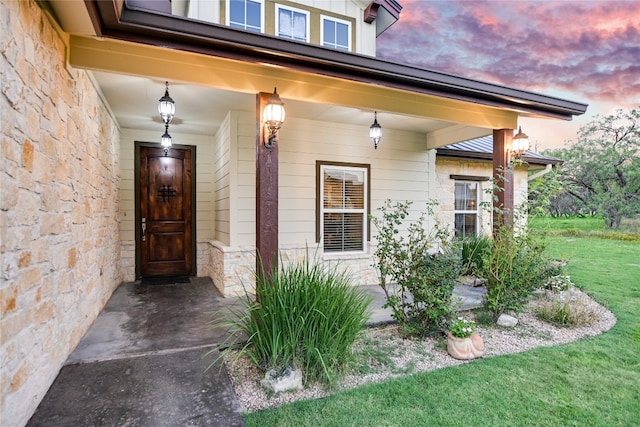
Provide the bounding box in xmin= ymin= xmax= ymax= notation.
xmin=244 ymin=218 xmax=640 ymax=427
xmin=530 ymin=215 xmax=640 ymax=241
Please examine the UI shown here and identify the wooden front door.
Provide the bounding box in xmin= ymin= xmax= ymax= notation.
xmin=137 ymin=144 xmax=195 ymax=277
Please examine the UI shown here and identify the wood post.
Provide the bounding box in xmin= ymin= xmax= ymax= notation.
xmin=256 ymin=92 xmax=279 ymax=286
xmin=492 ymin=128 xmax=514 ymax=233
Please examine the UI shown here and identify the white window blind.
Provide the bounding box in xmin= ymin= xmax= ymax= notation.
xmin=276 ymin=5 xmax=309 ymax=42
xmin=321 ymin=165 xmax=367 ymax=253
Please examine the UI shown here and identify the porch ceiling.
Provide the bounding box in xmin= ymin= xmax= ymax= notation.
xmin=43 ymin=0 xmax=586 ymax=148
xmin=91 ymin=70 xmax=459 ymax=140
xmin=73 ymin=35 xmax=498 ymax=147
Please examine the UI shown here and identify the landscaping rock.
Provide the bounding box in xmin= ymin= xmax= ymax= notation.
xmin=260 ymin=366 xmax=303 ymax=393
xmin=458 ymin=276 xmax=487 ymax=287
xmin=497 ymin=314 xmax=518 ymax=327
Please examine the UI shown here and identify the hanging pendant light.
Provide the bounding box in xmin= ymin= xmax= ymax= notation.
xmin=161 ymin=124 xmax=172 ymax=155
xmin=369 ymin=111 xmax=382 ymax=149
xmin=158 ymin=81 xmax=175 ymax=124
xmin=158 ymin=81 xmax=176 ymax=155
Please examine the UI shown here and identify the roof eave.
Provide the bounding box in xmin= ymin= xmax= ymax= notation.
xmin=84 ymin=1 xmax=587 ymax=120
xmin=436 ymin=149 xmax=563 ymax=166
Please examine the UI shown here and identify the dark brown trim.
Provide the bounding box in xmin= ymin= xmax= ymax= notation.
xmin=437 ymin=150 xmax=493 ymax=162
xmin=449 ymin=175 xmax=490 ymax=182
xmin=492 ymin=129 xmax=514 ymax=231
xmin=363 ymin=2 xmax=379 ymax=24
xmin=84 ymin=1 xmax=587 ymax=120
xmin=316 ymin=160 xmax=371 ymax=244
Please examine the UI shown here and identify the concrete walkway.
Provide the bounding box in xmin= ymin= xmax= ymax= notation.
xmin=27 ymin=278 xmax=484 ymax=426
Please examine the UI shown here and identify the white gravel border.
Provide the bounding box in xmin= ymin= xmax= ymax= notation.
xmin=224 ymin=286 xmax=616 ymax=413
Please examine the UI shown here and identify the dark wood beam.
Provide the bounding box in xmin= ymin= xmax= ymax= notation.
xmin=493 ymin=129 xmax=514 ymax=232
xmin=256 ymin=92 xmax=279 ymax=286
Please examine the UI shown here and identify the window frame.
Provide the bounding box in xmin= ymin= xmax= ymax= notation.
xmin=320 ymin=14 xmax=352 ymax=51
xmin=316 ymin=161 xmax=370 ymax=255
xmin=275 ymin=4 xmax=310 ymax=42
xmin=227 ymin=0 xmax=264 ymax=33
xmin=454 ymin=180 xmax=481 ymax=238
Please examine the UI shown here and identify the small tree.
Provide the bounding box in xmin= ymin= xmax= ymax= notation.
xmin=371 ymin=200 xmax=461 ymax=336
xmin=544 ymin=108 xmax=640 ymax=227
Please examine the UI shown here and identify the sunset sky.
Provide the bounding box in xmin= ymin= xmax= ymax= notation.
xmin=376 ymin=0 xmax=640 ymax=151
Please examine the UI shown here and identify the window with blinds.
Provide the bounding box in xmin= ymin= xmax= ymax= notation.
xmin=320 ymin=164 xmax=368 ymax=253
xmin=454 ymin=181 xmax=479 ymax=238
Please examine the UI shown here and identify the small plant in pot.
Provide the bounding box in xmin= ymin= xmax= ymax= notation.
xmin=447 ymin=317 xmax=485 ymax=360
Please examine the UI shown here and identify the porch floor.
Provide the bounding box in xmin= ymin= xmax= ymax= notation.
xmin=27 ymin=278 xmax=484 ymax=426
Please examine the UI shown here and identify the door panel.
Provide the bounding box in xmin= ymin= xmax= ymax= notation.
xmin=139 ymin=146 xmax=194 ymax=277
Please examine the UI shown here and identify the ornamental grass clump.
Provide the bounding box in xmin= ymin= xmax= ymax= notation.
xmin=535 ymin=287 xmax=602 ymax=327
xmin=222 ymin=254 xmax=372 ymax=386
xmin=460 ymin=235 xmax=492 ymax=277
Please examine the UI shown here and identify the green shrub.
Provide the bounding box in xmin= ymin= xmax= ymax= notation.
xmin=371 ymin=200 xmax=461 ymax=337
xmin=480 ymin=225 xmax=555 ymax=320
xmin=220 ymin=254 xmax=371 ymax=385
xmin=460 ymin=235 xmax=492 ymax=276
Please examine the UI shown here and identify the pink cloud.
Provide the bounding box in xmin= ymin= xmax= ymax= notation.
xmin=377 ymin=0 xmax=640 ymax=107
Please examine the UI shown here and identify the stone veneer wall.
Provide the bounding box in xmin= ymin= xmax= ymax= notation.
xmin=433 ymin=157 xmax=530 ymax=235
xmin=209 ymin=242 xmax=378 ymax=296
xmin=0 ymin=2 xmax=122 ymax=426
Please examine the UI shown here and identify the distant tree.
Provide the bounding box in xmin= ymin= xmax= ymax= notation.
xmin=543 ymin=108 xmax=640 ymax=228
xmin=527 ymin=169 xmax=564 ymax=216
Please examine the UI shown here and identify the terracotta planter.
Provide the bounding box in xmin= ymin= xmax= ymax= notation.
xmin=447 ymin=332 xmax=485 ymax=360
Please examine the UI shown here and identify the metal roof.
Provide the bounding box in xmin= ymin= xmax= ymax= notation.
xmin=437 ymin=135 xmax=563 ymax=166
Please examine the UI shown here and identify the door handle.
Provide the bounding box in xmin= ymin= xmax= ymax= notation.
xmin=141 ymin=217 xmax=146 ymax=241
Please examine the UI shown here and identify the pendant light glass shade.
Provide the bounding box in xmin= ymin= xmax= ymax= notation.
xmin=158 ymin=81 xmax=175 ymax=124
xmin=263 ymin=87 xmax=286 ymax=148
xmin=512 ymin=126 xmax=530 ymax=159
xmin=161 ymin=125 xmax=172 ymax=148
xmin=370 ymin=112 xmax=382 ymax=149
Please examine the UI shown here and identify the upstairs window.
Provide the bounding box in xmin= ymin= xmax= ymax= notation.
xmin=319 ymin=163 xmax=369 ymax=254
xmin=321 ymin=16 xmax=351 ymax=51
xmin=454 ymin=181 xmax=479 ymax=238
xmin=228 ymin=0 xmax=263 ymax=33
xmin=276 ymin=5 xmax=309 ymax=42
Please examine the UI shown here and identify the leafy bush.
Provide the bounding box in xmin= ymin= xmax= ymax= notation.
xmin=221 ymin=254 xmax=371 ymax=385
xmin=371 ymin=200 xmax=461 ymax=337
xmin=480 ymin=224 xmax=556 ymax=320
xmin=460 ymin=235 xmax=492 ymax=276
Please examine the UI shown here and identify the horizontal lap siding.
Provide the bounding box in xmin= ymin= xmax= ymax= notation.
xmin=214 ymin=113 xmax=232 ymax=245
xmin=279 ymin=117 xmax=431 ymax=246
xmin=235 ymin=112 xmax=257 ymax=246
